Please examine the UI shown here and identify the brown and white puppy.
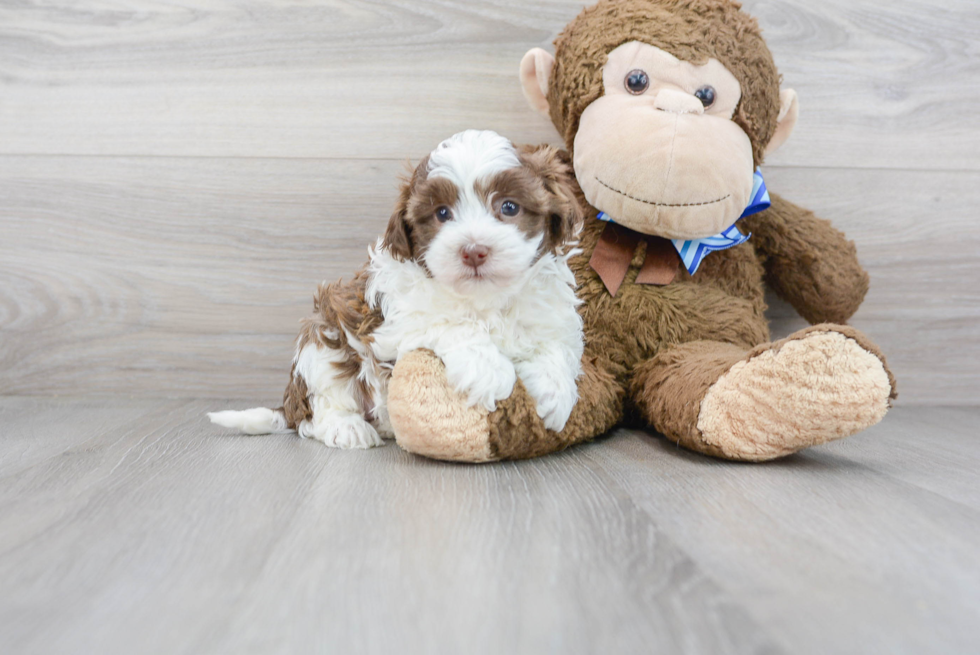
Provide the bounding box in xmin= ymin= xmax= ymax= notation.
xmin=210 ymin=130 xmax=584 ymax=448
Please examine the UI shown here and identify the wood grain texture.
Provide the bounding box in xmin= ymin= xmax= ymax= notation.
xmin=0 ymin=0 xmax=977 ymax=402
xmin=1 ymin=156 xmax=977 ymax=403
xmin=0 ymin=397 xmax=778 ymax=655
xmin=592 ymin=410 xmax=980 ymax=655
xmin=0 ymin=0 xmax=977 ymax=170
xmin=0 ymin=396 xmax=161 ymax=478
xmin=0 ymin=398 xmax=977 ymax=654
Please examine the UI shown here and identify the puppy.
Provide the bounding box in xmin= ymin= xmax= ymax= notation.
xmin=209 ymin=130 xmax=584 ymax=448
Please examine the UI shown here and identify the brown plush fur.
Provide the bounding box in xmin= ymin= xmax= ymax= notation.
xmin=629 ymin=339 xmax=747 ymax=457
xmin=386 ymin=0 xmax=896 ymax=462
xmin=740 ymin=194 xmax=870 ymax=324
xmin=487 ymin=356 xmax=623 ymax=459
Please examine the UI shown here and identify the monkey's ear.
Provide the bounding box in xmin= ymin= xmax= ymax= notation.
xmin=382 ymin=198 xmax=413 ymax=261
xmin=765 ymin=89 xmax=800 ymax=156
xmin=520 ymin=48 xmax=555 ymax=118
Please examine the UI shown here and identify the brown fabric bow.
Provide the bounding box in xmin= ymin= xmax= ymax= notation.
xmin=588 ymin=222 xmax=679 ymax=296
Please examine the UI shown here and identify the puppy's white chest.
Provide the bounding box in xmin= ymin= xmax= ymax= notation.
xmin=369 ymin=301 xmax=523 ymax=364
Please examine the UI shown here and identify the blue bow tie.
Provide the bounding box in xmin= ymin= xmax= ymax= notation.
xmin=597 ymin=169 xmax=770 ymax=275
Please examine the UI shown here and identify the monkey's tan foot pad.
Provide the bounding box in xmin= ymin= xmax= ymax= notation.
xmin=387 ymin=349 xmax=498 ymax=463
xmin=698 ymin=326 xmax=895 ymax=462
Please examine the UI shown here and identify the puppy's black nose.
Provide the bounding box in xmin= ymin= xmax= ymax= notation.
xmin=461 ymin=244 xmax=490 ymax=269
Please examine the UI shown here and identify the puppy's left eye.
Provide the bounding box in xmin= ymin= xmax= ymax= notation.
xmin=500 ymin=201 xmax=520 ymax=217
xmin=435 ymin=206 xmax=453 ymax=222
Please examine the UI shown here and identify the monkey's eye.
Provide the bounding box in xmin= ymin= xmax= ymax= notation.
xmin=435 ymin=206 xmax=453 ymax=222
xmin=625 ymin=69 xmax=650 ymax=95
xmin=694 ymin=85 xmax=716 ymax=108
xmin=500 ymin=200 xmax=520 ymax=217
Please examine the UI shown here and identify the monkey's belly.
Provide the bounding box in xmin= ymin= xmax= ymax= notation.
xmin=576 ymin=245 xmax=770 ymax=376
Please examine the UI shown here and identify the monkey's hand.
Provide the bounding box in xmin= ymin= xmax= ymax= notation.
xmin=740 ymin=192 xmax=869 ymax=324
xmin=387 ymin=349 xmax=621 ymax=462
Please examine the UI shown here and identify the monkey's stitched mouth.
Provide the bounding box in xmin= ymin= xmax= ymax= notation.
xmin=595 ymin=176 xmax=730 ymax=208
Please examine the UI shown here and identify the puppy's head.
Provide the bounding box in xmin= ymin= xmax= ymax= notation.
xmin=382 ymin=130 xmax=582 ymax=293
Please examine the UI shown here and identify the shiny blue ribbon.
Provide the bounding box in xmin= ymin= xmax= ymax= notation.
xmin=597 ymin=169 xmax=770 ymax=275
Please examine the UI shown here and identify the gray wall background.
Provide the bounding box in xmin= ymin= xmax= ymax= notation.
xmin=1 ymin=0 xmax=977 ymax=404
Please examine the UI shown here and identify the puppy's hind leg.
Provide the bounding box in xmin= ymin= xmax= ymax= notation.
xmin=298 ymin=408 xmax=384 ymax=449
xmin=294 ymin=343 xmax=385 ymax=450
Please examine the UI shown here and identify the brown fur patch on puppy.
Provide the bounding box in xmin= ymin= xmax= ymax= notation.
xmin=279 ymin=267 xmax=384 ymax=429
xmin=382 ymin=155 xmax=431 ymax=261
xmin=475 ymin=151 xmax=582 ymax=257
xmin=382 ymin=156 xmax=463 ymax=269
xmin=385 ymin=145 xmax=583 ymax=269
xmin=404 ymin=176 xmax=460 ymax=262
xmin=281 ymin=364 xmax=312 ymax=429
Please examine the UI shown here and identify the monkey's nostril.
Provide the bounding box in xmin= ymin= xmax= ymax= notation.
xmin=461 ymin=244 xmax=490 ymax=268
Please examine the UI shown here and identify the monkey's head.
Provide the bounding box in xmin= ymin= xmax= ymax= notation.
xmin=520 ymin=0 xmax=799 ymax=240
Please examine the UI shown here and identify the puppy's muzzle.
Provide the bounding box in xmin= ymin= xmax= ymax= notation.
xmin=461 ymin=244 xmax=490 ymax=270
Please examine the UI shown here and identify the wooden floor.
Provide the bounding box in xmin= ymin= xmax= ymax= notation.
xmin=0 ymin=398 xmax=977 ymax=655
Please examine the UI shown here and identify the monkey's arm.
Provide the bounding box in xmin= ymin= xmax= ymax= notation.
xmin=740 ymin=192 xmax=869 ymax=325
xmin=387 ymin=349 xmax=623 ymax=462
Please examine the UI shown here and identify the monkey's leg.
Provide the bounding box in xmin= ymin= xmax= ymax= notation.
xmin=387 ymin=349 xmax=623 ymax=462
xmin=630 ymin=325 xmax=897 ymax=462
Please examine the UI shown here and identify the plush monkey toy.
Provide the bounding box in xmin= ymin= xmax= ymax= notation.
xmin=385 ymin=0 xmax=897 ymax=462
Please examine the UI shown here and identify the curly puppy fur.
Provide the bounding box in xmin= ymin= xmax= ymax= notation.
xmin=210 ymin=130 xmax=587 ymax=448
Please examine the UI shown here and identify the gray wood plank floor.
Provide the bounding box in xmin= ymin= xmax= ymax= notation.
xmin=1 ymin=397 xmax=977 ymax=655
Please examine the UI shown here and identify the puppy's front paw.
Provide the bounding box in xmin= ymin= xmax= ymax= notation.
xmin=442 ymin=348 xmax=516 ymax=412
xmin=518 ymin=364 xmax=578 ymax=432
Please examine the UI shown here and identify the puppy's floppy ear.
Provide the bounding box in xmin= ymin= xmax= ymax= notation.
xmin=382 ymin=201 xmax=413 ymax=261
xmin=382 ymin=156 xmax=428 ymax=261
xmin=519 ymin=144 xmax=583 ymax=251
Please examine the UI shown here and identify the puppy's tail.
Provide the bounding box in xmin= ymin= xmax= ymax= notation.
xmin=207 ymin=407 xmax=292 ymax=435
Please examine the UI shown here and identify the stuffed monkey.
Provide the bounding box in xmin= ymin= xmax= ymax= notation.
xmin=385 ymin=0 xmax=896 ymax=462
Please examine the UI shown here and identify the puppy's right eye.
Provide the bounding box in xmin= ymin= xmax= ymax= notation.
xmin=435 ymin=206 xmax=453 ymax=223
